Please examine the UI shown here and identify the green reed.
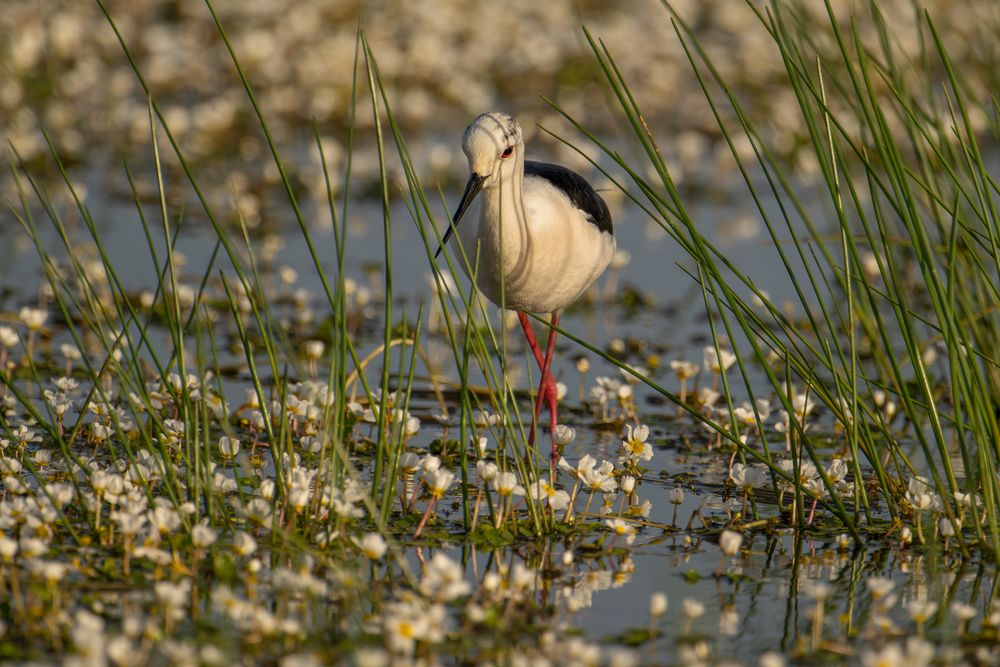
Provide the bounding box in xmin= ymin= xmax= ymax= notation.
xmin=547 ymin=0 xmax=998 ymax=553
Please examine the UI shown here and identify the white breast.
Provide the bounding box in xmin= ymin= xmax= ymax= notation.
xmin=448 ymin=171 xmax=615 ymax=314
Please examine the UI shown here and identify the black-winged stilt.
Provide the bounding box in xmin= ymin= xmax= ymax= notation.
xmin=436 ymin=111 xmax=616 ymax=467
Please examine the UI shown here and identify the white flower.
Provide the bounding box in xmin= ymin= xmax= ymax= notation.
xmin=669 ymin=360 xmax=699 ymax=379
xmin=621 ymin=423 xmax=653 ymax=463
xmin=421 ymin=455 xmax=441 ymax=474
xmin=826 ymin=458 xmax=848 ymax=483
xmin=233 ymin=531 xmax=257 ymax=557
xmin=865 ymin=576 xmax=895 ymax=600
xmin=0 ymin=326 xmax=17 ymax=348
xmin=218 ymin=436 xmax=240 ymax=459
xmin=20 ymin=537 xmax=48 ymax=558
xmin=908 ymin=600 xmax=937 ymax=623
xmin=423 ymin=469 xmax=455 ymax=499
xmin=19 ymin=307 xmax=48 ymax=330
xmin=419 ymin=553 xmax=470 ymax=601
xmin=604 ymin=518 xmax=636 ymax=537
xmin=383 ymin=601 xmax=429 ymax=655
xmin=703 ymin=346 xmax=736 ymax=373
xmin=719 ymin=529 xmax=743 ymax=556
xmin=650 ymin=592 xmax=668 ymax=617
xmin=950 ymin=602 xmax=976 ymax=622
xmin=729 ymin=462 xmax=767 ymax=490
xmin=475 ymin=460 xmax=498 ymax=484
xmin=626 ymin=499 xmax=652 ymax=518
xmin=582 ymin=466 xmax=617 ymax=493
xmin=953 ymin=491 xmax=973 ymax=508
xmin=60 ymin=342 xmax=82 ymax=361
xmin=669 ymin=487 xmax=685 ymax=505
xmin=861 ymin=643 xmax=904 ymax=667
xmin=0 ymin=536 xmax=18 ymax=561
xmin=191 ymin=519 xmax=218 ymax=548
xmin=733 ymin=403 xmax=757 ymax=426
xmin=552 ymin=425 xmax=576 ymax=446
xmin=471 ymin=409 xmax=500 ymax=427
xmin=620 ymin=475 xmax=636 ymax=494
xmin=353 ymin=533 xmax=388 ymax=560
xmin=354 ymin=648 xmax=390 ymax=667
xmin=527 ymin=478 xmax=570 ymax=511
xmin=491 ymin=471 xmax=525 ymax=498
xmin=791 ymin=391 xmax=815 ymax=419
xmin=398 ymin=452 xmax=421 ymax=474
xmin=759 ymin=652 xmax=786 ymax=667
xmin=155 ymin=579 xmax=192 ymax=610
xmin=558 ymin=454 xmax=594 ymax=481
xmin=681 ymin=598 xmax=705 ymax=619
xmin=303 ymin=340 xmax=324 ymax=360
xmin=905 ymin=476 xmax=939 ymax=511
xmin=777 ymin=458 xmax=818 ymax=488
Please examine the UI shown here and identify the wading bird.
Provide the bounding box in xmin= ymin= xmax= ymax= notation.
xmin=435 ymin=111 xmax=615 ymax=467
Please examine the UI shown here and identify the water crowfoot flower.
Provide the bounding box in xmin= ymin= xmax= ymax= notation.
xmin=19 ymin=306 xmax=47 ymax=361
xmin=650 ymin=591 xmax=668 ymax=617
xmin=950 ymin=601 xmax=976 ymax=634
xmin=352 ymin=532 xmax=388 ymax=560
xmin=414 ymin=468 xmax=455 ymax=538
xmin=729 ymin=462 xmax=766 ymax=516
xmin=491 ymin=471 xmax=526 ymax=527
xmin=865 ymin=576 xmax=896 ymax=612
xmin=552 ymin=424 xmax=576 ymax=448
xmin=646 ymin=590 xmax=668 ymax=638
xmin=528 ymin=477 xmax=570 ymax=513
xmin=908 ymin=600 xmax=938 ymax=635
xmin=232 ymin=531 xmax=257 ymax=557
xmin=860 ymin=638 xmax=935 ymax=667
xmin=703 ymin=345 xmax=737 ymax=387
xmin=669 ymin=487 xmax=684 ymax=526
xmin=669 ymin=359 xmax=699 ymax=407
xmin=604 ymin=518 xmax=637 ymax=545
xmin=419 ymin=553 xmax=470 ymax=602
xmin=620 ymin=423 xmax=652 ymax=467
xmin=218 ymin=435 xmax=240 ymax=460
xmin=191 ymin=518 xmax=218 ymax=563
xmin=382 ymin=597 xmax=432 ymax=656
xmin=717 ymin=529 xmax=743 ymax=577
xmin=719 ymin=529 xmax=742 ymax=556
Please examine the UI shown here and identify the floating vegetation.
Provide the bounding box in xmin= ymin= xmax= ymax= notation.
xmin=1 ymin=0 xmax=999 ymax=665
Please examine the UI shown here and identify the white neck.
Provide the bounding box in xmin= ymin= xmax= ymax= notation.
xmin=472 ymin=155 xmax=529 ymax=301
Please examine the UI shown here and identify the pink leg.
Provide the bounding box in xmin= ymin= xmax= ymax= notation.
xmin=519 ymin=309 xmax=557 ymax=432
xmin=517 ymin=312 xmax=545 ymax=369
xmin=527 ymin=314 xmax=560 ymax=466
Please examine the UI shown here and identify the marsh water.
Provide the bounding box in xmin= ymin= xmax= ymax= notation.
xmin=3 ymin=163 xmax=993 ymax=664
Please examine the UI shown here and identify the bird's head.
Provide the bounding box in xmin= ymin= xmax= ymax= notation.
xmin=461 ymin=111 xmax=523 ymax=187
xmin=436 ymin=112 xmax=523 ymax=259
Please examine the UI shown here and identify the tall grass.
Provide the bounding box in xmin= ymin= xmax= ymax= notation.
xmin=545 ymin=0 xmax=999 ymax=554
xmin=4 ymin=0 xmax=554 ymax=552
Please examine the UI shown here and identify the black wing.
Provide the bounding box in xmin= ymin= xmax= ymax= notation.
xmin=524 ymin=161 xmax=613 ymax=236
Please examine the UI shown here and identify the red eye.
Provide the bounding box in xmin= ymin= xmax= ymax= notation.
xmin=501 ymin=145 xmax=514 ymax=159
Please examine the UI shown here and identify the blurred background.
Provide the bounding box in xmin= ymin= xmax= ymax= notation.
xmin=2 ymin=0 xmax=997 ymax=227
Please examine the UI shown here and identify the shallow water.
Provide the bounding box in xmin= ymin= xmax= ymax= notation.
xmin=3 ymin=163 xmax=996 ymax=665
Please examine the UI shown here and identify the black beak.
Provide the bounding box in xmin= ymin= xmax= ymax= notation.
xmin=435 ymin=172 xmax=485 ymax=259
